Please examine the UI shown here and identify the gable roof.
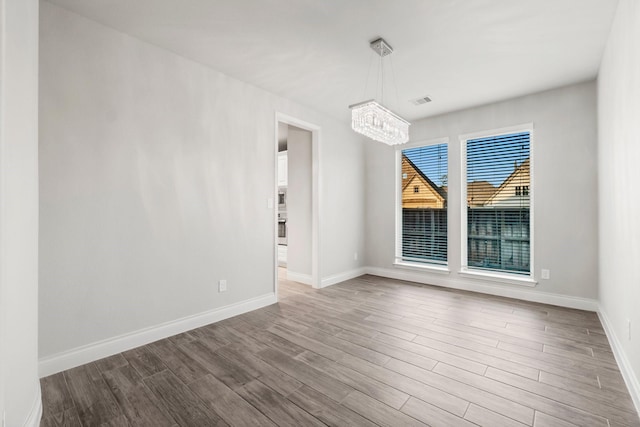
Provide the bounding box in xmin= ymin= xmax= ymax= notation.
xmin=401 ymin=155 xmax=447 ymax=200
xmin=467 ymin=180 xmax=496 ymax=206
xmin=484 ymin=158 xmax=530 ymax=206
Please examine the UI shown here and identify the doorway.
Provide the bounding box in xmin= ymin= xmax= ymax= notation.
xmin=274 ymin=113 xmax=320 ymax=299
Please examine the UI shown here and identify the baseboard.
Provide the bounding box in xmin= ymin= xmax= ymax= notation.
xmin=38 ymin=292 xmax=277 ymax=377
xmin=286 ymin=271 xmax=313 ymax=286
xmin=364 ymin=266 xmax=599 ymax=311
xmin=598 ymin=307 xmax=640 ymax=417
xmin=320 ymin=267 xmax=366 ymax=288
xmin=24 ymin=381 xmax=42 ymax=427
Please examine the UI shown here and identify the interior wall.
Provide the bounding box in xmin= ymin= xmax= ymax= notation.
xmin=597 ymin=0 xmax=640 ymax=408
xmin=0 ymin=0 xmax=41 ymax=425
xmin=365 ymin=81 xmax=599 ymax=302
xmin=286 ymin=126 xmax=312 ymax=278
xmin=39 ymin=2 xmax=365 ymax=364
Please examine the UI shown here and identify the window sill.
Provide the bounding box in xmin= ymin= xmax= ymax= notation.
xmin=458 ymin=268 xmax=537 ymax=287
xmin=393 ymin=261 xmax=450 ymax=275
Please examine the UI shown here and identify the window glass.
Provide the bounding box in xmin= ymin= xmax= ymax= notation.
xmin=399 ymin=143 xmax=448 ymax=265
xmin=465 ymin=132 xmax=530 ymax=275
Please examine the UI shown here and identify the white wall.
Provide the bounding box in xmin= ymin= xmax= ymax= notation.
xmin=287 ymin=127 xmax=312 ymax=279
xmin=597 ymin=0 xmax=640 ymax=410
xmin=39 ymin=2 xmax=365 ymax=368
xmin=0 ymin=0 xmax=41 ymax=425
xmin=365 ymin=81 xmax=599 ymax=305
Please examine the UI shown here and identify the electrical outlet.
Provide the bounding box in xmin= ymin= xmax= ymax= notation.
xmin=218 ymin=279 xmax=227 ymax=293
xmin=541 ymin=269 xmax=550 ymax=280
xmin=628 ymin=319 xmax=632 ymax=341
xmin=354 ymin=252 xmax=358 ymax=261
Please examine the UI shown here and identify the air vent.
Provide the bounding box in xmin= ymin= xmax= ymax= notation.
xmin=411 ymin=96 xmax=432 ymax=106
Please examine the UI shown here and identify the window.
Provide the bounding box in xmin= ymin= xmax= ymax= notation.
xmin=398 ymin=142 xmax=448 ymax=265
xmin=463 ymin=131 xmax=531 ymax=275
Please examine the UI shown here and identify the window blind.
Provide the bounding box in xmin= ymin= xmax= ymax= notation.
xmin=399 ymin=143 xmax=448 ymax=265
xmin=465 ymin=132 xmax=530 ymax=275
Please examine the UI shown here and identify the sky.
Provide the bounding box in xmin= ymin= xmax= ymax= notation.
xmin=403 ymin=132 xmax=530 ymax=188
xmin=403 ymin=143 xmax=448 ymax=187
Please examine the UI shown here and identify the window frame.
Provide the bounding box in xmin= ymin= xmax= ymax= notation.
xmin=459 ymin=124 xmax=535 ymax=284
xmin=395 ymin=137 xmax=450 ymax=272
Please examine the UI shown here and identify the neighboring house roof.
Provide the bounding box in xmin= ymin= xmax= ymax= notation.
xmin=401 ymin=155 xmax=529 ymax=208
xmin=484 ymin=158 xmax=530 ymax=207
xmin=467 ymin=181 xmax=496 ymax=207
xmin=401 ymin=155 xmax=447 ymax=200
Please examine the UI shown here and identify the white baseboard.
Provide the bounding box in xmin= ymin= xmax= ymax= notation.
xmin=38 ymin=292 xmax=277 ymax=378
xmin=598 ymin=307 xmax=640 ymax=417
xmin=286 ymin=271 xmax=313 ymax=286
xmin=364 ymin=266 xmax=599 ymax=311
xmin=24 ymin=381 xmax=42 ymax=427
xmin=320 ymin=267 xmax=366 ymax=288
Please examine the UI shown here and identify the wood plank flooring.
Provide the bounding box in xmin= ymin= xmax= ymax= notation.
xmin=40 ymin=273 xmax=640 ymax=426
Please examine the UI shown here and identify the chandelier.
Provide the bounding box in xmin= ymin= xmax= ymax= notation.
xmin=349 ymin=38 xmax=410 ymax=146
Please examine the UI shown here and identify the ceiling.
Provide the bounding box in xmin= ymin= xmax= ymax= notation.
xmin=46 ymin=0 xmax=619 ymax=122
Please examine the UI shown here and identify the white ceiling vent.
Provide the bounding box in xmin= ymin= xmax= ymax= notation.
xmin=409 ymin=95 xmax=431 ymax=105
xmin=411 ymin=96 xmax=432 ymax=105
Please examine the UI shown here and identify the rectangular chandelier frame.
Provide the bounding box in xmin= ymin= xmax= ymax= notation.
xmin=349 ymin=99 xmax=410 ymax=146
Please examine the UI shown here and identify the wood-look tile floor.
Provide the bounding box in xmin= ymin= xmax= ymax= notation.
xmin=40 ymin=273 xmax=640 ymax=427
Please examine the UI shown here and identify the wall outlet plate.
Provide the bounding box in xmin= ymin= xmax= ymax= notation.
xmin=218 ymin=279 xmax=227 ymax=292
xmin=541 ymin=269 xmax=550 ymax=280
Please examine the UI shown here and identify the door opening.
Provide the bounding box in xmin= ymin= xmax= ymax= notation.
xmin=274 ymin=113 xmax=320 ymax=299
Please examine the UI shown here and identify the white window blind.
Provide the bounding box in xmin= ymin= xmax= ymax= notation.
xmin=399 ymin=143 xmax=448 ymax=265
xmin=465 ymin=132 xmax=530 ymax=275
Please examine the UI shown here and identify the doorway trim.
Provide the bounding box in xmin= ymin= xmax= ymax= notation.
xmin=274 ymin=112 xmax=321 ymax=299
